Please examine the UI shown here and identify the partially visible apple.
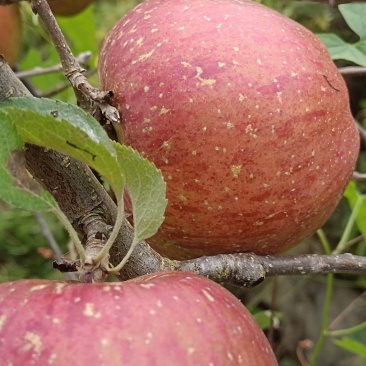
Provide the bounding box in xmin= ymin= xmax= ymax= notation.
xmin=48 ymin=0 xmax=94 ymax=16
xmin=0 ymin=4 xmax=21 ymax=66
xmin=98 ymin=0 xmax=359 ymax=259
xmin=0 ymin=271 xmax=278 ymax=365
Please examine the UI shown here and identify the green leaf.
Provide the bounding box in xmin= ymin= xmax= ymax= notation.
xmin=0 ymin=97 xmax=124 ymax=199
xmin=100 ymin=142 xmax=167 ymax=272
xmin=343 ymin=182 xmax=366 ymax=237
xmin=333 ymin=337 xmax=366 ymax=358
xmin=0 ymin=97 xmax=167 ymax=269
xmin=114 ymin=142 xmax=167 ymax=244
xmin=253 ymin=310 xmax=281 ymax=331
xmin=317 ymin=33 xmax=366 ymax=67
xmin=0 ymin=111 xmax=56 ymax=211
xmin=339 ymin=3 xmax=366 ymax=39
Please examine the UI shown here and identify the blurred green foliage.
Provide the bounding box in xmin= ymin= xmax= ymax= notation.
xmin=0 ymin=204 xmax=68 ymax=282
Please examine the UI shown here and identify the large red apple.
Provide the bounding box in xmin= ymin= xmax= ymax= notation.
xmin=98 ymin=0 xmax=359 ymax=259
xmin=0 ymin=271 xmax=278 ymax=365
xmin=0 ymin=4 xmax=21 ymax=66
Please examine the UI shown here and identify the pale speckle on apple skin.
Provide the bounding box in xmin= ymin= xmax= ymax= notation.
xmin=83 ymin=303 xmax=101 ymax=318
xmin=48 ymin=353 xmax=58 ymax=364
xmin=52 ymin=318 xmax=61 ymax=325
xmin=30 ymin=284 xmax=49 ymax=292
xmin=54 ymin=282 xmax=66 ymax=295
xmin=102 ymin=285 xmax=111 ymax=292
xmin=0 ymin=314 xmax=7 ymax=332
xmin=23 ymin=331 xmax=43 ymax=357
xmin=201 ymin=288 xmax=215 ymax=302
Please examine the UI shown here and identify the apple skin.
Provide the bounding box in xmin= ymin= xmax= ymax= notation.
xmin=98 ymin=0 xmax=359 ymax=259
xmin=0 ymin=272 xmax=278 ymax=365
xmin=48 ymin=0 xmax=94 ymax=16
xmin=0 ymin=4 xmax=21 ymax=66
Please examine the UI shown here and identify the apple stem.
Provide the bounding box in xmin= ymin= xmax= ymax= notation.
xmin=92 ymin=197 xmax=125 ymax=266
xmin=107 ymin=237 xmax=140 ymax=275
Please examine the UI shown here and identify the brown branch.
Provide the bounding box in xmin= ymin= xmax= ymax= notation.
xmin=174 ymin=253 xmax=366 ymax=287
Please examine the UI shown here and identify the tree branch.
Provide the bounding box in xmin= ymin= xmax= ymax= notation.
xmin=27 ymin=0 xmax=119 ymax=124
xmin=175 ymin=253 xmax=366 ymax=287
xmin=15 ymin=52 xmax=92 ymax=80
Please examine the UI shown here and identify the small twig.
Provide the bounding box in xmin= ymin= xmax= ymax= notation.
xmin=346 ymin=234 xmax=365 ymax=247
xmin=339 ymin=66 xmax=366 ymax=76
xmin=173 ymin=253 xmax=366 ymax=288
xmin=352 ymin=171 xmax=366 ymax=182
xmin=34 ymin=212 xmax=63 ymax=259
xmin=328 ymin=291 xmax=366 ymax=331
xmin=29 ymin=0 xmax=119 ymax=123
xmin=259 ymin=253 xmax=366 ymax=276
xmin=15 ymin=52 xmax=92 ymax=79
xmin=34 ymin=212 xmax=78 ymax=280
xmin=42 ymin=70 xmax=96 ymax=98
xmin=356 ymin=122 xmax=366 ymax=147
xmin=296 ymin=340 xmax=312 ymax=366
xmin=53 ymin=257 xmax=80 ymax=273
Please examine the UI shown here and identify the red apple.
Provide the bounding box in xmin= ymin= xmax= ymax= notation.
xmin=98 ymin=0 xmax=359 ymax=259
xmin=0 ymin=271 xmax=278 ymax=365
xmin=0 ymin=4 xmax=21 ymax=66
xmin=48 ymin=0 xmax=94 ymax=16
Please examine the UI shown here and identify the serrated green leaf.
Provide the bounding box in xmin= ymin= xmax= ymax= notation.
xmin=317 ymin=33 xmax=366 ymax=67
xmin=343 ymin=181 xmax=366 ymax=236
xmin=0 ymin=110 xmax=56 ymax=211
xmin=114 ymin=142 xmax=167 ymax=243
xmin=0 ymin=97 xmax=124 ymax=199
xmin=333 ymin=337 xmax=366 ymax=358
xmin=339 ymin=3 xmax=366 ymax=39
